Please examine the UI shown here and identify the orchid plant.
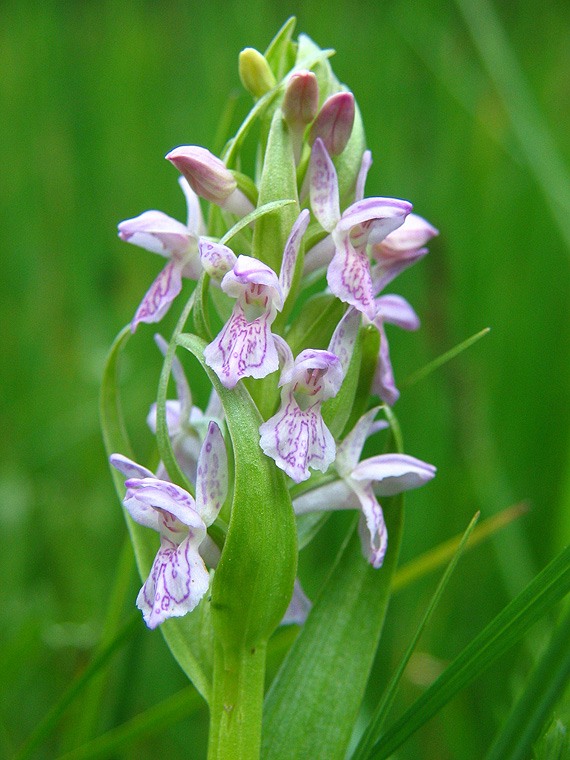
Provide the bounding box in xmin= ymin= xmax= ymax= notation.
xmin=102 ymin=19 xmax=442 ymax=760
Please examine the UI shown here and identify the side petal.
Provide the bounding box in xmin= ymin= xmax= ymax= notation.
xmin=371 ymin=248 xmax=428 ymax=296
xmin=293 ymin=478 xmax=360 ymax=515
xmin=118 ymin=210 xmax=193 ymax=258
xmin=279 ymin=209 xmax=310 ymax=301
xmin=178 ymin=176 xmax=206 ymax=235
xmin=352 ymin=453 xmax=436 ymax=496
xmin=131 ymin=259 xmax=184 ymax=332
xmin=335 ymin=406 xmax=382 ymax=477
xmin=195 ymin=422 xmax=228 ymax=527
xmin=337 ymin=197 xmax=411 ymax=247
xmin=199 ymin=239 xmax=237 ymax=282
xmin=354 ymin=150 xmax=372 ymax=203
xmin=137 ymin=535 xmax=210 ymax=629
xmin=281 ymin=578 xmax=312 ymax=626
xmin=354 ymin=485 xmax=388 ymax=569
xmin=328 ymin=307 xmax=361 ymax=376
xmin=377 ymin=213 xmax=438 ymax=255
xmin=110 ymin=453 xmax=155 ymax=481
xmin=204 ymin=302 xmax=279 ymax=388
xmin=124 ymin=478 xmax=205 ymax=532
xmin=327 ymin=230 xmax=375 ymax=320
xmin=259 ymin=395 xmax=335 ymax=483
xmin=309 ymin=137 xmax=341 ymax=233
xmin=371 ymin=322 xmax=400 ymax=406
xmin=374 ymin=294 xmax=420 ymax=331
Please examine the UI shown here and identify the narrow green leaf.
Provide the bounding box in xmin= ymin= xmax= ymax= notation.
xmin=14 ymin=615 xmax=139 ymax=760
xmin=351 ymin=512 xmax=480 ymax=760
xmin=220 ymin=198 xmax=296 ymax=247
xmin=264 ymin=17 xmax=296 ymax=80
xmin=262 ymin=496 xmax=405 ymax=760
xmin=484 ymin=603 xmax=570 ymax=760
xmin=55 ymin=686 xmax=205 ymax=760
xmin=393 ymin=502 xmax=529 ymax=593
xmin=367 ymin=543 xmax=570 ymax=760
xmin=401 ymin=327 xmax=490 ymax=388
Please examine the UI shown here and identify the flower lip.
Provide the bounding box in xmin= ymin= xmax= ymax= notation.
xmin=280 ymin=349 xmax=344 ymax=401
xmin=221 ymin=255 xmax=284 ymax=310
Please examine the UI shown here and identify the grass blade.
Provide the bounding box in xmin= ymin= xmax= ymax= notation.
xmin=351 ymin=512 xmax=480 ymax=760
xmin=366 ymin=542 xmax=570 ymax=759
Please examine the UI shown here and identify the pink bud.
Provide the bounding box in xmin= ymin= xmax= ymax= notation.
xmin=309 ymin=92 xmax=355 ymax=156
xmin=282 ymin=70 xmax=319 ymax=129
xmin=166 ymin=146 xmax=236 ymax=204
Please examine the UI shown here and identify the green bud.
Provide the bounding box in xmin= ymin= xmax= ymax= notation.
xmin=238 ymin=47 xmax=277 ymax=98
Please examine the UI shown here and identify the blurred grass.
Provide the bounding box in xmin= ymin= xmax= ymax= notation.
xmin=1 ymin=0 xmax=569 ymax=758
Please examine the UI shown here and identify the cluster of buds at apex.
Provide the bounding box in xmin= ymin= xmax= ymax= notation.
xmin=166 ymin=146 xmax=253 ymax=217
xmin=309 ymin=91 xmax=355 ymax=156
xmin=238 ymin=47 xmax=276 ymax=98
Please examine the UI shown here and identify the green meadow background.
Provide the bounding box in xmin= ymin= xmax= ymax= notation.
xmin=2 ymin=0 xmax=570 ymax=758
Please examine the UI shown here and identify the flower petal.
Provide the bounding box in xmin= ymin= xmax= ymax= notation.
xmin=166 ymin=145 xmax=237 ymax=205
xmin=178 ymin=176 xmax=206 ymax=235
xmin=199 ymin=239 xmax=237 ymax=282
xmin=303 ymin=234 xmax=336 ymax=276
xmin=376 ymin=213 xmax=438 ymax=256
xmin=222 ymin=255 xmax=283 ymax=309
xmin=195 ymin=422 xmax=228 ymax=527
xmin=328 ymin=307 xmax=361 ymax=376
xmin=124 ymin=478 xmax=204 ymax=532
xmin=146 ymin=399 xmax=183 ymax=436
xmin=279 ymin=209 xmax=310 ymax=301
xmin=281 ymin=578 xmax=312 ymax=626
xmin=110 ymin=453 xmax=155 ymax=481
xmin=204 ymin=301 xmax=279 ymax=388
xmin=309 ymin=92 xmax=355 ymax=156
xmin=355 ymin=486 xmax=388 ymax=568
xmin=351 ymin=453 xmax=436 ymax=496
xmin=137 ymin=535 xmax=210 ymax=629
xmin=293 ymin=478 xmax=360 ymax=514
xmin=355 ymin=150 xmax=372 ymax=203
xmin=131 ymin=259 xmax=184 ymax=332
xmin=337 ymin=197 xmax=411 ymax=247
xmin=371 ymin=322 xmax=400 ymax=406
xmin=374 ymin=294 xmax=420 ymax=331
xmin=327 ymin=230 xmax=376 ymax=319
xmin=335 ymin=406 xmax=382 ymax=477
xmin=118 ymin=210 xmax=193 ymax=258
xmin=371 ymin=248 xmax=428 ymax=295
xmin=309 ymin=137 xmax=341 ymax=233
xmin=259 ymin=394 xmax=335 ymax=482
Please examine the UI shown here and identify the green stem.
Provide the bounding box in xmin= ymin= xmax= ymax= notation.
xmin=208 ymin=642 xmax=267 ymax=760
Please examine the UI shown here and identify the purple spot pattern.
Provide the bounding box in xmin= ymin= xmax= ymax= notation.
xmin=204 ymin=301 xmax=277 ymax=389
xmin=137 ymin=536 xmax=209 ymax=629
xmin=132 ymin=259 xmax=183 ymax=330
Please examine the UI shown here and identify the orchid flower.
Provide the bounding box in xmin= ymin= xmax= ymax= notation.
xmin=147 ymin=334 xmax=224 ymax=483
xmin=203 ymin=210 xmax=310 ymax=388
xmin=118 ymin=177 xmax=205 ymax=332
xmin=307 ymin=137 xmax=412 ymax=320
xmin=293 ymin=407 xmax=436 ymax=567
xmin=110 ymin=422 xmax=227 ymax=629
xmin=259 ymin=307 xmax=360 ymax=482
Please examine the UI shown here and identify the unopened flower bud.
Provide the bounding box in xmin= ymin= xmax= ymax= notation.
xmin=238 ymin=48 xmax=277 ymax=98
xmin=282 ymin=70 xmax=319 ymax=129
xmin=166 ymin=146 xmax=237 ymax=205
xmin=309 ymin=92 xmax=355 ymax=156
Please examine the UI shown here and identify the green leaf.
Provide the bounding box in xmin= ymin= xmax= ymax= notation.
xmin=366 ymin=542 xmax=570 ymax=760
xmin=262 ymin=496 xmax=405 ymax=760
xmin=484 ymin=603 xmax=570 ymax=760
xmin=264 ymin=16 xmax=297 ymax=81
xmin=100 ymin=322 xmax=214 ymax=704
xmin=220 ymin=198 xmax=296 ymax=247
xmin=252 ymin=108 xmax=299 ymax=274
xmin=351 ymin=512 xmax=480 ymax=760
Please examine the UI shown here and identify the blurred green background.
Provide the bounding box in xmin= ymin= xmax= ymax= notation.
xmin=2 ymin=0 xmax=570 ymax=758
